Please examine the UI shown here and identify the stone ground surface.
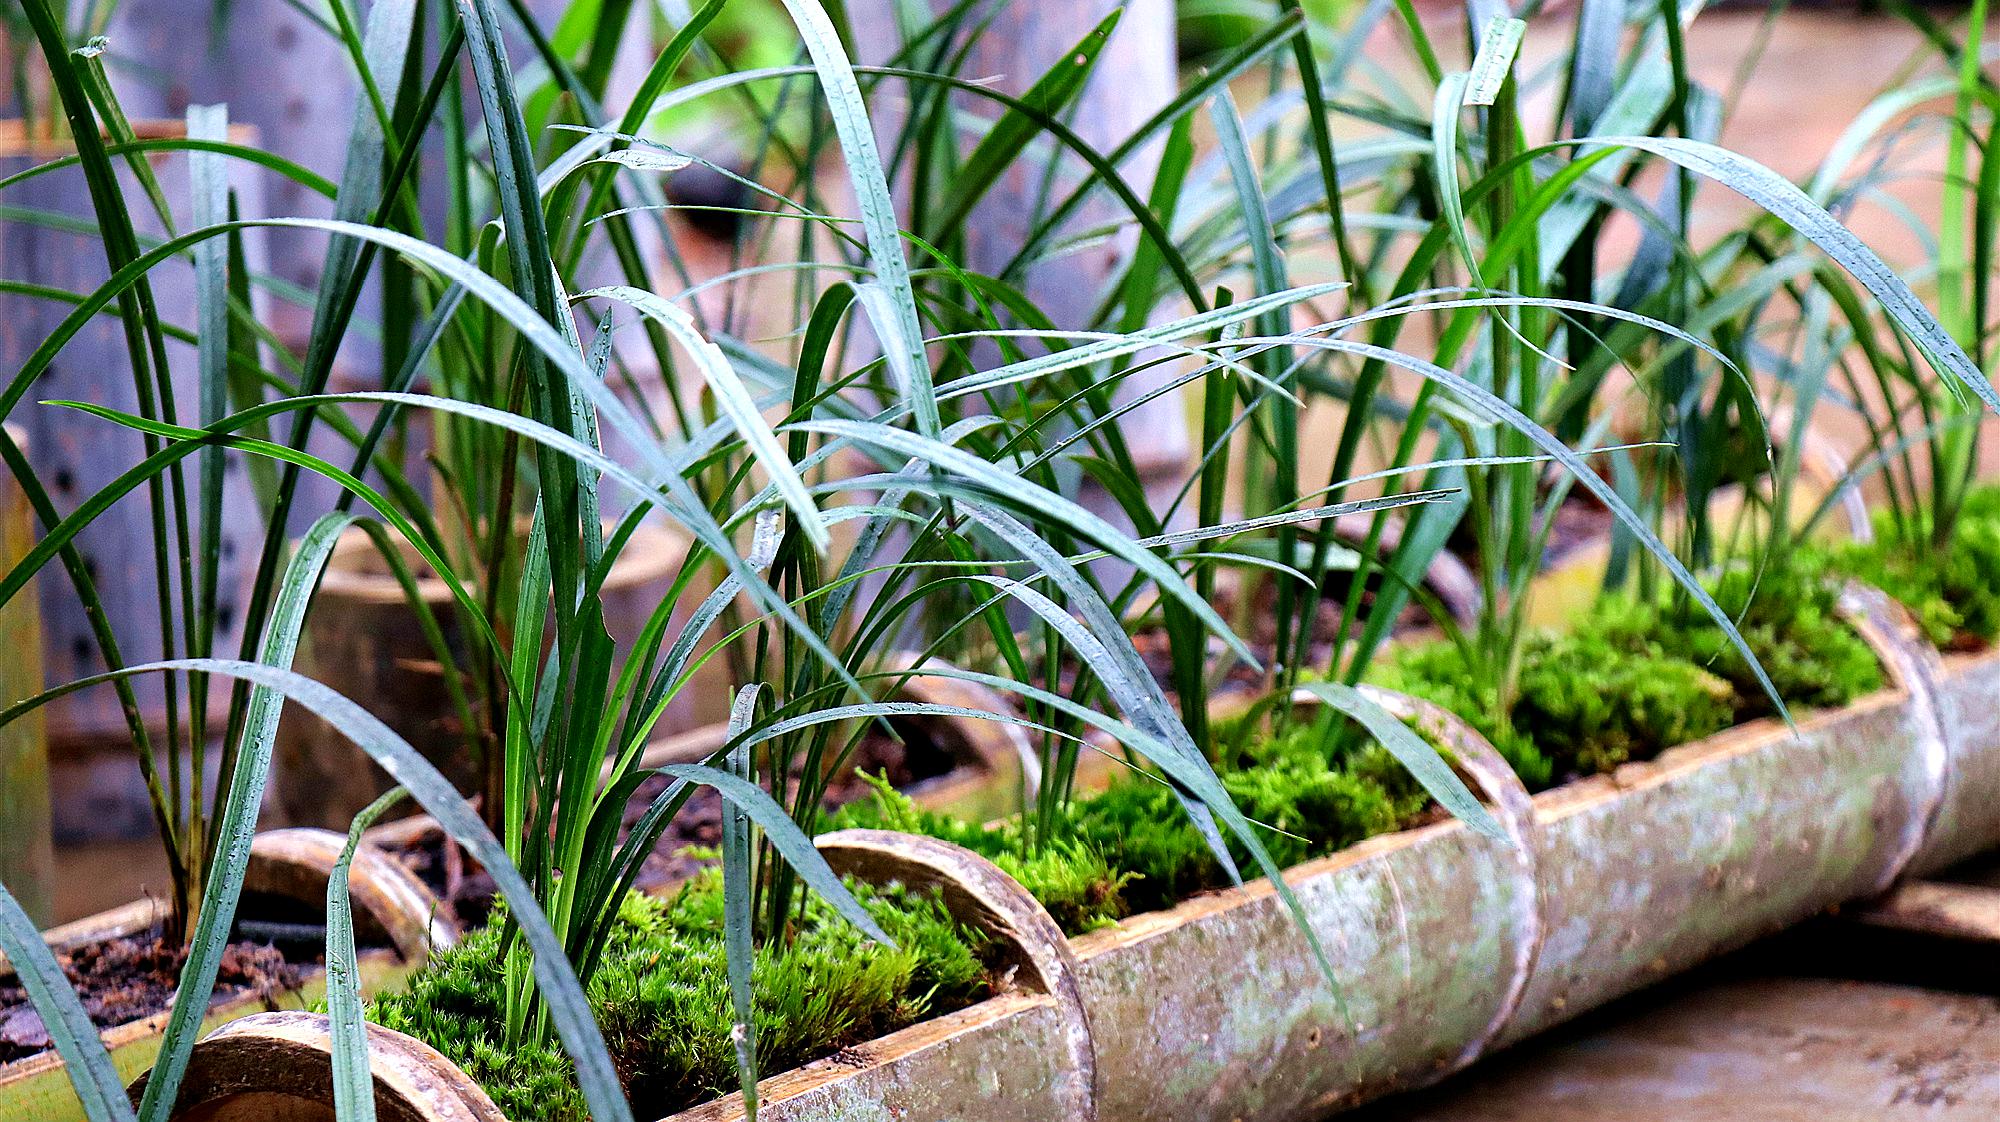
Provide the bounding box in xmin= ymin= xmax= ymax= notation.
xmin=1348 ymin=856 xmax=2000 ymax=1119
xmin=1353 ymin=971 xmax=2000 ymax=1120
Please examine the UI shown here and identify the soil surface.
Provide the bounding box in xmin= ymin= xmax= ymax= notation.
xmin=1079 ymin=573 xmax=1434 ymax=708
xmin=1542 ymin=492 xmax=1616 ymax=565
xmin=1945 ymin=632 xmax=1993 ymax=656
xmin=0 ymin=934 xmax=303 ymax=1065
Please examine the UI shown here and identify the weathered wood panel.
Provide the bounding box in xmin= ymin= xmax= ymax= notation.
xmin=0 ymin=122 xmax=260 ymax=766
xmin=0 ymin=425 xmax=52 ymax=924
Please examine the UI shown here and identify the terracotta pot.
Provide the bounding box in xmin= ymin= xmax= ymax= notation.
xmin=0 ymin=829 xmax=449 ymax=1122
xmin=129 ymin=1010 xmax=506 ymax=1122
xmin=147 ymin=833 xmax=1095 ymax=1122
xmin=270 ymin=522 xmax=694 ymax=830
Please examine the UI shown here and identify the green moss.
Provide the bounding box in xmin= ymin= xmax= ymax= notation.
xmin=1601 ymin=561 xmax=1882 ymax=719
xmin=1819 ymin=486 xmax=2000 ymax=649
xmin=1375 ymin=558 xmax=1883 ymax=790
xmin=1510 ymin=620 xmax=1737 ymax=775
xmin=820 ymin=774 xmax=1138 ymax=934
xmin=1369 ymin=643 xmax=1554 ymax=788
xmin=369 ymin=876 xmax=992 ymax=1122
xmin=827 ymin=724 xmax=1433 ymax=934
xmin=1376 ymin=621 xmax=1735 ymax=788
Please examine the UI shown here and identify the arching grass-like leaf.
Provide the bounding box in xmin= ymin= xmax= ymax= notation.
xmin=135 ymin=512 xmax=353 ymax=1119
xmin=1294 ymin=682 xmax=1502 ymax=839
xmin=721 ymin=686 xmax=761 ymax=1122
xmin=772 ymin=0 xmax=939 ymax=439
xmin=0 ymin=883 xmax=135 ymax=1122
xmin=1589 ymin=135 xmax=2000 ymax=415
xmin=580 ymin=285 xmax=829 ymax=550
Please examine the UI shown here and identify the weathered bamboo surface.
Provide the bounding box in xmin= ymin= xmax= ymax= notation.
xmin=1062 ymin=584 xmax=1985 ymax=1122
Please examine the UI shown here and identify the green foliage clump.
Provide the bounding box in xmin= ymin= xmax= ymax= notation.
xmin=1819 ymin=486 xmax=2000 ymax=649
xmin=1509 ymin=619 xmax=1737 ymax=776
xmin=370 ymin=878 xmax=991 ymax=1122
xmin=822 ymin=774 xmax=1137 ymax=933
xmin=829 ymin=725 xmax=1433 ymax=933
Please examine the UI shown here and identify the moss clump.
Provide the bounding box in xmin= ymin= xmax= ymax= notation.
xmin=821 ymin=775 xmax=1138 ymax=934
xmin=1376 ymin=559 xmax=1883 ymax=789
xmin=1600 ymin=561 xmax=1882 ymax=719
xmin=1819 ymin=486 xmax=2000 ymax=650
xmin=1376 ymin=621 xmax=1736 ymax=787
xmin=1369 ymin=643 xmax=1553 ymax=788
xmin=1510 ymin=619 xmax=1737 ymax=776
xmin=369 ymin=876 xmax=992 ymax=1122
xmin=828 ymin=725 xmax=1433 ymax=933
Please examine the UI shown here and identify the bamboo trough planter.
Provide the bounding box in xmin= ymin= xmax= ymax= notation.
xmin=122 ymin=578 xmax=2000 ymax=1122
xmin=0 ymin=829 xmax=451 ymax=1122
xmin=143 ymin=831 xmax=1099 ymax=1122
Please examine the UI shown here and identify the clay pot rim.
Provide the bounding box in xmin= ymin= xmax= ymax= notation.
xmin=0 ymin=118 xmax=260 ymax=160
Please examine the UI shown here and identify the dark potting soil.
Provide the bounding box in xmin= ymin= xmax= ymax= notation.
xmin=1541 ymin=491 xmax=1616 ymax=566
xmin=1068 ymin=575 xmax=1432 ymax=707
xmin=0 ymin=932 xmax=305 ymax=1066
xmin=390 ymin=828 xmax=498 ymax=929
xmin=1444 ymin=488 xmax=1614 ymax=570
xmin=386 ymin=721 xmax=965 ymax=913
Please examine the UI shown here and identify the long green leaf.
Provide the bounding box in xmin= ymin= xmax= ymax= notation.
xmin=657 ymin=763 xmax=893 ymax=946
xmin=1591 ymin=135 xmax=2000 ymax=414
xmin=137 ymin=512 xmax=352 ymax=1119
xmin=0 ymin=884 xmax=135 ymax=1122
xmin=773 ymin=0 xmax=940 ymax=439
xmin=721 ymin=686 xmax=760 ymax=1122
xmin=1294 ymin=682 xmax=1501 ymax=839
xmin=790 ymin=418 xmax=1259 ymax=667
xmin=580 ymin=285 xmax=828 ymax=550
xmin=326 ymin=788 xmax=411 ymax=1122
